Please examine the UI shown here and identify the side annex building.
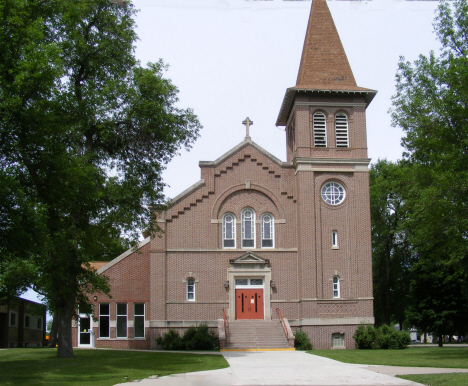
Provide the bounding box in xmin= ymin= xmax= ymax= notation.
xmin=72 ymin=0 xmax=376 ymax=350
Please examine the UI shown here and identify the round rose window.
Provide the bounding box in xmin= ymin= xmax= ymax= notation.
xmin=321 ymin=182 xmax=346 ymax=205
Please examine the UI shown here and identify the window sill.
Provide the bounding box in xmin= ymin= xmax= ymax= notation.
xmin=331 ymin=246 xmax=339 ymax=250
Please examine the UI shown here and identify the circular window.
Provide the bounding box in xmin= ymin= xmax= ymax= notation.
xmin=321 ymin=182 xmax=346 ymax=205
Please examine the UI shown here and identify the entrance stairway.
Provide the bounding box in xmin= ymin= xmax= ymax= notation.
xmin=223 ymin=320 xmax=292 ymax=350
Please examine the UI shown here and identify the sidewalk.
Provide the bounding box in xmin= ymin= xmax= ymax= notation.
xmin=115 ymin=350 xmax=431 ymax=386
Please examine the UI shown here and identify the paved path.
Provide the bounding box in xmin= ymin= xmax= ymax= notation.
xmin=115 ymin=350 xmax=429 ymax=386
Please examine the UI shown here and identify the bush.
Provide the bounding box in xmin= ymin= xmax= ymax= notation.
xmin=156 ymin=329 xmax=184 ymax=350
xmin=156 ymin=324 xmax=219 ymax=350
xmin=353 ymin=324 xmax=411 ymax=349
xmin=182 ymin=324 xmax=219 ymax=350
xmin=353 ymin=324 xmax=376 ymax=349
xmin=294 ymin=330 xmax=313 ymax=350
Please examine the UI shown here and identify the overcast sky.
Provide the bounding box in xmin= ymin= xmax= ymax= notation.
xmin=24 ymin=0 xmax=443 ymax=304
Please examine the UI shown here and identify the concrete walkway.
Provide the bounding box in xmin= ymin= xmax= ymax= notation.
xmin=115 ymin=350 xmax=432 ymax=386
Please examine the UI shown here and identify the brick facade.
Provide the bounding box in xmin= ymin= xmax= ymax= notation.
xmin=72 ymin=0 xmax=375 ymax=350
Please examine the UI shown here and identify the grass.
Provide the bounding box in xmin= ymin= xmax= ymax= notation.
xmin=310 ymin=347 xmax=468 ymax=386
xmin=399 ymin=373 xmax=468 ymax=386
xmin=0 ymin=348 xmax=229 ymax=386
xmin=309 ymin=347 xmax=468 ymax=368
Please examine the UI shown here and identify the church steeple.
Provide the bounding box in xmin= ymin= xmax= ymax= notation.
xmin=296 ymin=0 xmax=357 ymax=90
xmin=276 ymin=0 xmax=376 ymax=127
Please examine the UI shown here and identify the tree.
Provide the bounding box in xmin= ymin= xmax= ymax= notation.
xmin=390 ymin=0 xmax=468 ymax=340
xmin=369 ymin=160 xmax=413 ymax=327
xmin=0 ymin=0 xmax=201 ymax=358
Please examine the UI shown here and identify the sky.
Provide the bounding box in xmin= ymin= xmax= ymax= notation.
xmin=23 ymin=0 xmax=442 ymax=305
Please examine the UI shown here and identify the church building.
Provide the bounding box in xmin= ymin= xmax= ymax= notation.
xmin=72 ymin=0 xmax=375 ymax=350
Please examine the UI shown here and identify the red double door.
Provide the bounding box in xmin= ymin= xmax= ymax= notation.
xmin=235 ymin=289 xmax=264 ymax=319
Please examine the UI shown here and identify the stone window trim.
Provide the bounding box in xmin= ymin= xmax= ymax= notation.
xmin=332 ymin=230 xmax=339 ymax=249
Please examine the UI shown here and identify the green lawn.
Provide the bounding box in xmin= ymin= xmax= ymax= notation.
xmin=309 ymin=347 xmax=468 ymax=368
xmin=310 ymin=347 xmax=468 ymax=386
xmin=0 ymin=348 xmax=229 ymax=386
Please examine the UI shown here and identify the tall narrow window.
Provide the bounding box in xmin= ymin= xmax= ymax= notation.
xmin=335 ymin=113 xmax=348 ymax=147
xmin=333 ymin=276 xmax=340 ymax=298
xmin=241 ymin=208 xmax=255 ymax=248
xmin=99 ymin=303 xmax=110 ymax=338
xmin=187 ymin=278 xmax=195 ymax=301
xmin=37 ymin=317 xmax=42 ymax=330
xmin=116 ymin=303 xmax=127 ymax=338
xmin=9 ymin=311 xmax=17 ymax=327
xmin=134 ymin=303 xmax=145 ymax=338
xmin=313 ymin=112 xmax=327 ymax=147
xmin=261 ymin=213 xmax=274 ymax=248
xmin=223 ymin=213 xmax=236 ymax=248
xmin=332 ymin=230 xmax=338 ymax=248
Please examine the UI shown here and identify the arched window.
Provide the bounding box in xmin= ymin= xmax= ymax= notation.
xmin=261 ymin=213 xmax=274 ymax=248
xmin=241 ymin=208 xmax=255 ymax=248
xmin=333 ymin=276 xmax=340 ymax=298
xmin=222 ymin=213 xmax=236 ymax=248
xmin=186 ymin=278 xmax=195 ymax=301
xmin=313 ymin=112 xmax=327 ymax=147
xmin=335 ymin=113 xmax=348 ymax=147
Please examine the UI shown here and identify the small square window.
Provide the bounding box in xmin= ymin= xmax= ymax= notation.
xmin=250 ymin=279 xmax=263 ymax=285
xmin=332 ymin=333 xmax=345 ymax=348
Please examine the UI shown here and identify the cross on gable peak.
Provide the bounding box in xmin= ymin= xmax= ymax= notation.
xmin=242 ymin=117 xmax=253 ymax=139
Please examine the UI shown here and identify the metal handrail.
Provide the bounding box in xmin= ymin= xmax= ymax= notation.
xmin=276 ymin=308 xmax=288 ymax=338
xmin=222 ymin=308 xmax=228 ymax=338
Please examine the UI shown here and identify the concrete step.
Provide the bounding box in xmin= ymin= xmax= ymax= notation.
xmin=224 ymin=320 xmax=290 ymax=350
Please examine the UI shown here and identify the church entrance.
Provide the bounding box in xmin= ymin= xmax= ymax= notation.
xmin=235 ymin=289 xmax=264 ymax=319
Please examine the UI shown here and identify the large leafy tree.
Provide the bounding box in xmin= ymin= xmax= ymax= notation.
xmin=369 ymin=160 xmax=413 ymax=327
xmin=0 ymin=0 xmax=201 ymax=357
xmin=390 ymin=0 xmax=468 ymax=341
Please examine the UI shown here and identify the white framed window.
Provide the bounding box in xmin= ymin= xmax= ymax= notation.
xmin=134 ymin=303 xmax=145 ymax=338
xmin=332 ymin=333 xmax=345 ymax=348
xmin=332 ymin=230 xmax=338 ymax=248
xmin=9 ymin=311 xmax=17 ymax=327
xmin=99 ymin=303 xmax=110 ymax=338
xmin=222 ymin=213 xmax=236 ymax=248
xmin=333 ymin=276 xmax=340 ymax=298
xmin=116 ymin=303 xmax=127 ymax=338
xmin=313 ymin=112 xmax=327 ymax=147
xmin=261 ymin=213 xmax=274 ymax=248
xmin=241 ymin=208 xmax=256 ymax=248
xmin=186 ymin=278 xmax=195 ymax=301
xmin=321 ymin=181 xmax=346 ymax=205
xmin=335 ymin=113 xmax=349 ymax=147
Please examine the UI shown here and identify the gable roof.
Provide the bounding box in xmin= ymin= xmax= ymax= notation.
xmin=96 ymin=237 xmax=150 ymax=274
xmin=276 ymin=0 xmax=376 ymax=126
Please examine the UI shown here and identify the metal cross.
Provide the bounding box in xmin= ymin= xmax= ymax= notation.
xmin=242 ymin=117 xmax=253 ymax=139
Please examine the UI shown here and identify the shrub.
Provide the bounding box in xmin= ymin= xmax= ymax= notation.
xmin=156 ymin=324 xmax=219 ymax=350
xmin=294 ymin=330 xmax=313 ymax=350
xmin=156 ymin=329 xmax=184 ymax=350
xmin=353 ymin=324 xmax=411 ymax=349
xmin=353 ymin=324 xmax=376 ymax=349
xmin=182 ymin=324 xmax=219 ymax=350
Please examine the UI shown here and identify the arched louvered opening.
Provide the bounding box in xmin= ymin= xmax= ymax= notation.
xmin=335 ymin=113 xmax=349 ymax=147
xmin=313 ymin=112 xmax=327 ymax=147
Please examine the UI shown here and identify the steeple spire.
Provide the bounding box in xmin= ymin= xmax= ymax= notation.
xmin=276 ymin=0 xmax=376 ymax=126
xmin=296 ymin=0 xmax=357 ymax=90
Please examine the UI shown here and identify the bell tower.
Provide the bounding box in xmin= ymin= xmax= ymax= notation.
xmin=276 ymin=0 xmax=376 ymax=339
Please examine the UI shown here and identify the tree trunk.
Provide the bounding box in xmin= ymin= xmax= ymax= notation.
xmin=438 ymin=333 xmax=444 ymax=347
xmin=47 ymin=312 xmax=59 ymax=348
xmin=57 ymin=300 xmax=74 ymax=358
